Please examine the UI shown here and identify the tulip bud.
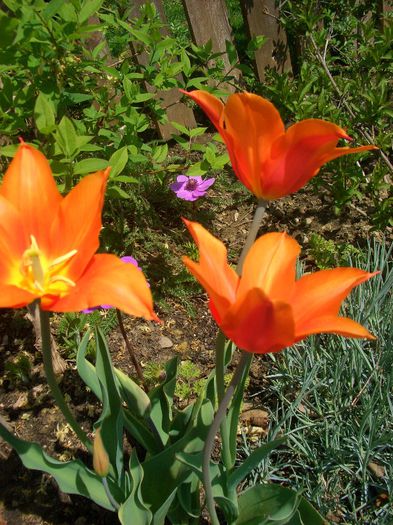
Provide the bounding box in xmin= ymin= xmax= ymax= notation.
xmin=93 ymin=428 xmax=109 ymax=477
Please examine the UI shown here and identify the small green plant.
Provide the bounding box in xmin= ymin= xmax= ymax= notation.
xmin=175 ymin=360 xmax=205 ymax=401
xmin=309 ymin=233 xmax=361 ymax=269
xmin=4 ymin=353 xmax=32 ymax=386
xmin=57 ymin=310 xmax=117 ymax=358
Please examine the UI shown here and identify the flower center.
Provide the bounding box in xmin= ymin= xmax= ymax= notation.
xmin=21 ymin=235 xmax=78 ymax=294
xmin=185 ymin=178 xmax=198 ymax=191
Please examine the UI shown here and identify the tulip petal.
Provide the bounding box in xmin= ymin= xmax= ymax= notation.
xmin=49 ymin=170 xmax=109 ymax=281
xmin=292 ymin=267 xmax=377 ymax=329
xmin=180 ymin=90 xmax=224 ymax=130
xmin=266 ymin=119 xmax=376 ymax=198
xmin=223 ymin=93 xmax=285 ymax=196
xmin=0 ymin=285 xmax=36 ymax=308
xmin=44 ymin=254 xmax=158 ymax=320
xmin=295 ymin=315 xmax=375 ymax=340
xmin=182 ymin=219 xmax=239 ymax=319
xmin=239 ymin=232 xmax=299 ymax=299
xmin=220 ymin=288 xmax=295 ymax=354
xmin=0 ymin=195 xmax=29 ymax=281
xmin=0 ymin=144 xmax=62 ymax=247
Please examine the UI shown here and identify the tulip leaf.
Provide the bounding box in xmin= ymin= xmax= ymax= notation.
xmin=148 ymin=356 xmax=179 ymax=446
xmin=94 ymin=328 xmax=124 ymax=487
xmin=118 ymin=450 xmax=152 ymax=525
xmin=235 ymin=485 xmax=325 ymax=525
xmin=114 ymin=367 xmax=151 ymax=418
xmin=175 ymin=451 xmax=238 ymax=523
xmin=34 ymin=92 xmax=56 ymax=135
xmin=0 ymin=419 xmax=118 ymax=511
xmin=140 ymin=398 xmax=214 ymax=516
xmin=227 ymin=353 xmax=253 ymax=465
xmin=122 ymin=410 xmax=159 ymax=454
xmin=228 ymin=438 xmax=286 ymax=490
xmin=76 ymin=331 xmax=102 ymax=400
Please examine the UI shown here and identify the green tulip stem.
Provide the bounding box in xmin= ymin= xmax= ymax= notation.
xmin=236 ymin=198 xmax=268 ymax=275
xmin=102 ymin=477 xmax=120 ymax=511
xmin=39 ymin=307 xmax=92 ymax=452
xmin=215 ymin=331 xmax=232 ymax=470
xmin=203 ymin=351 xmax=252 ymax=525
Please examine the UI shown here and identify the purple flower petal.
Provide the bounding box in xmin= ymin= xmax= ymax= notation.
xmin=197 ymin=178 xmax=215 ymax=191
xmin=176 ymin=175 xmax=189 ymax=183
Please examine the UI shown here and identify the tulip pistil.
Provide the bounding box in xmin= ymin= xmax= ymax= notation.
xmin=21 ymin=235 xmax=77 ymax=294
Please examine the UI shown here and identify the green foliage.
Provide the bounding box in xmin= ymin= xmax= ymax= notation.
xmin=309 ymin=233 xmax=361 ymax=269
xmin=57 ymin=309 xmax=117 ymax=358
xmin=0 ymin=0 xmax=237 ymax=202
xmin=4 ymin=352 xmax=32 ymax=386
xmin=174 ymin=360 xmax=205 ymax=401
xmin=261 ymin=0 xmax=392 ymax=227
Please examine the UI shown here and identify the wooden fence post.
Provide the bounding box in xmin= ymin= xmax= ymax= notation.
xmin=240 ymin=0 xmax=291 ymax=82
xmin=129 ymin=0 xmax=196 ymax=140
xmin=181 ymin=0 xmax=240 ymax=91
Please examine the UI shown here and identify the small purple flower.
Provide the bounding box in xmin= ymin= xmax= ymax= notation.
xmin=170 ymin=175 xmax=215 ymax=201
xmin=82 ymin=256 xmax=142 ymax=314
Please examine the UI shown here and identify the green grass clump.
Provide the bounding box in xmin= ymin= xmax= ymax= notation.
xmin=240 ymin=239 xmax=393 ymax=524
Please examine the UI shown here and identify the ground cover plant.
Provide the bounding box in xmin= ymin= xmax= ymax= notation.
xmin=0 ymin=1 xmax=392 ymax=524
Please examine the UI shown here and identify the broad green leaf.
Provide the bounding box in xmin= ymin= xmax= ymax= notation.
xmin=152 ymin=144 xmax=168 ymax=163
xmin=106 ymin=185 xmax=131 ymax=199
xmin=0 ymin=143 xmax=19 ymax=157
xmin=112 ymin=175 xmax=138 ymax=183
xmin=114 ymin=367 xmax=151 ymax=417
xmin=122 ymin=410 xmax=159 ymax=455
xmin=94 ymin=328 xmax=124 ymax=485
xmin=118 ymin=451 xmax=152 ymax=525
xmin=175 ymin=451 xmax=238 ymax=523
xmin=0 ymin=420 xmax=120 ymax=511
xmin=63 ymin=92 xmax=94 ymax=104
xmin=55 ymin=116 xmax=78 ymax=158
xmin=43 ymin=0 xmax=65 ymax=18
xmin=235 ymin=485 xmax=325 ymax=525
xmin=148 ymin=357 xmax=178 ymax=445
xmin=108 ymin=146 xmax=128 ymax=178
xmin=34 ymin=93 xmax=56 ymax=135
xmin=227 ymin=353 xmax=252 ymax=466
xmin=187 ymin=162 xmax=207 ymax=176
xmin=73 ymin=158 xmax=108 ymax=175
xmin=0 ymin=11 xmax=18 ymax=47
xmin=78 ymin=0 xmax=104 ymax=24
xmin=76 ymin=331 xmax=102 ymax=400
xmin=140 ymin=399 xmax=214 ymax=515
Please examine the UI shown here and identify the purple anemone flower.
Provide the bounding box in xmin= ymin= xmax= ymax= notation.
xmin=170 ymin=175 xmax=215 ymax=201
xmin=82 ymin=256 xmax=142 ymax=314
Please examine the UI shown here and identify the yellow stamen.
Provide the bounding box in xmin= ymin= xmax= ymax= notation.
xmin=49 ymin=275 xmax=76 ymax=287
xmin=50 ymin=249 xmax=78 ymax=268
xmin=20 ymin=236 xmax=78 ymax=294
xmin=24 ymin=235 xmax=45 ymax=287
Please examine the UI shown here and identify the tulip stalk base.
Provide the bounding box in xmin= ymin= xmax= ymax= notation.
xmin=39 ymin=306 xmax=92 ymax=452
xmin=203 ymin=351 xmax=253 ymax=525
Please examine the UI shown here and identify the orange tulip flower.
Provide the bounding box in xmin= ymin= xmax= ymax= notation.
xmin=0 ymin=143 xmax=158 ymax=320
xmin=182 ymin=219 xmax=376 ymax=354
xmin=181 ymin=90 xmax=377 ymax=200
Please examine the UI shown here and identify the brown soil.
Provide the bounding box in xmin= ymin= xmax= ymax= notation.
xmin=0 ymin=180 xmax=391 ymax=525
